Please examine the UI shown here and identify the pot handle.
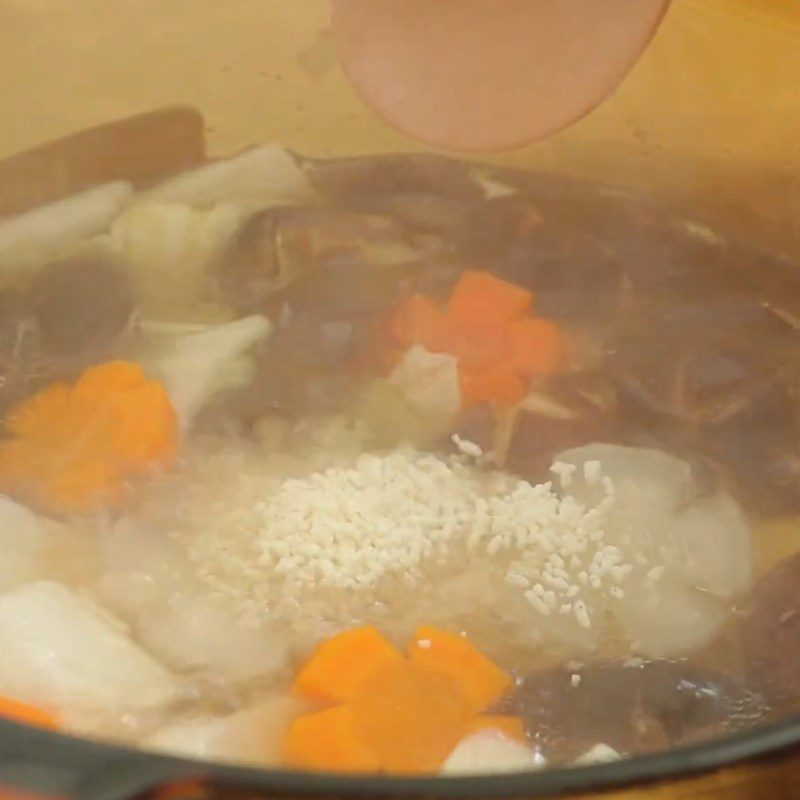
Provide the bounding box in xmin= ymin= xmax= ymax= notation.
xmin=0 ymin=723 xmax=205 ymax=800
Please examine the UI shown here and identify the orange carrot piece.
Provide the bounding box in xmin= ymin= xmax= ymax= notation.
xmin=509 ymin=318 xmax=566 ymax=377
xmin=351 ymin=659 xmax=471 ymax=774
xmin=444 ymin=316 xmax=513 ymax=369
xmin=408 ymin=627 xmax=514 ymax=715
xmin=390 ymin=294 xmax=447 ymax=351
xmin=0 ymin=361 xmax=178 ymax=514
xmin=447 ymin=271 xmax=532 ymax=324
xmin=284 ymin=705 xmax=380 ymax=773
xmin=469 ymin=715 xmax=527 ymax=742
xmin=459 ymin=365 xmax=527 ymax=408
xmin=294 ymin=626 xmax=404 ymax=704
xmin=0 ymin=696 xmax=59 ymax=731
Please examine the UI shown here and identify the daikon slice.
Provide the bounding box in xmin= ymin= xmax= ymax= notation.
xmin=0 ymin=582 xmax=180 ymax=714
xmin=0 ymin=498 xmax=49 ymax=593
xmin=614 ymin=578 xmax=727 ymax=658
xmin=140 ymin=146 xmax=314 ymax=209
xmin=145 ymin=695 xmax=302 ymax=765
xmin=442 ymin=729 xmax=543 ymax=775
xmin=673 ymin=492 xmax=753 ymax=599
xmin=0 ymin=182 xmax=132 ymax=273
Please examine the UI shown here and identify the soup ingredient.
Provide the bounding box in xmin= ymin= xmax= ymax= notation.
xmin=0 ymin=361 xmax=177 ymax=513
xmin=0 ymin=695 xmax=59 ymax=731
xmin=146 ymin=695 xmax=303 ymax=765
xmin=575 ymin=744 xmax=622 ymax=765
xmin=108 ymin=201 xmax=248 ymax=319
xmin=0 ymin=497 xmax=50 ymax=593
xmin=154 ymin=438 xmax=742 ymax=657
xmin=0 ymin=582 xmax=180 ymax=719
xmin=389 ymin=345 xmax=461 ymax=421
xmin=139 ymin=146 xmax=313 ymax=209
xmin=222 ymin=206 xmax=445 ymax=316
xmin=99 ymin=522 xmax=287 ymax=682
xmin=140 ymin=315 xmax=271 ymax=431
xmin=285 ymin=626 xmax=520 ymax=774
xmin=0 ymin=182 xmax=133 ymax=275
xmin=741 ymin=553 xmax=800 ymax=711
xmin=388 ymin=272 xmax=565 ymax=408
xmin=499 ymin=660 xmax=767 ymax=763
xmin=552 ymin=444 xmax=752 ymax=655
xmin=31 ymin=258 xmax=134 ymax=356
xmin=441 ymin=729 xmax=542 ymax=775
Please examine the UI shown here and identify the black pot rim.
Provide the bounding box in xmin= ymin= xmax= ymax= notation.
xmin=3 ymin=712 xmax=800 ymax=799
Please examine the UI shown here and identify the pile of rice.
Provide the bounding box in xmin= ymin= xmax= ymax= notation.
xmin=128 ymin=425 xmax=631 ymax=656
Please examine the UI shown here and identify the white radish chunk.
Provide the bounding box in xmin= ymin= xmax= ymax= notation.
xmin=145 ymin=695 xmax=302 ymax=765
xmin=141 ymin=315 xmax=271 ymax=431
xmin=99 ymin=523 xmax=286 ymax=682
xmin=140 ymin=146 xmax=314 ymax=209
xmin=575 ymin=743 xmax=622 ymax=765
xmin=442 ymin=730 xmax=543 ymax=775
xmin=0 ymin=182 xmax=132 ymax=273
xmin=673 ymin=491 xmax=753 ymax=599
xmin=614 ymin=578 xmax=727 ymax=658
xmin=0 ymin=582 xmax=179 ymax=714
xmin=0 ymin=498 xmax=50 ymax=592
xmin=390 ymin=344 xmax=461 ymax=420
xmin=555 ymin=444 xmax=695 ymax=513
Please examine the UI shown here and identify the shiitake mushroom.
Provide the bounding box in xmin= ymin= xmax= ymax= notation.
xmin=740 ymin=554 xmax=800 ymax=712
xmin=31 ymin=258 xmax=134 ymax=356
xmin=497 ymin=661 xmax=768 ymax=764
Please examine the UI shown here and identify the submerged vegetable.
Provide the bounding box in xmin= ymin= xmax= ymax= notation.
xmin=285 ymin=625 xmax=520 ymax=774
xmin=388 ymin=271 xmax=565 ymax=409
xmin=0 ymin=694 xmax=59 ymax=731
xmin=0 ymin=361 xmax=177 ymax=513
xmin=140 ymin=315 xmax=272 ymax=432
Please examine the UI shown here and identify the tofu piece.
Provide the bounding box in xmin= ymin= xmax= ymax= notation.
xmin=0 ymin=582 xmax=180 ymax=714
xmin=145 ymin=695 xmax=302 ymax=765
xmin=442 ymin=730 xmax=544 ymax=775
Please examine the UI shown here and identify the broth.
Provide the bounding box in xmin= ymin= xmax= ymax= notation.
xmin=0 ymin=149 xmax=796 ymax=775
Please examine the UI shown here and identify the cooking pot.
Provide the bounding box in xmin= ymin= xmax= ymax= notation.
xmin=0 ymin=1 xmax=798 ymax=798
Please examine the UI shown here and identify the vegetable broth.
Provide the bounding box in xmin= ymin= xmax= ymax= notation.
xmin=0 ymin=148 xmax=797 ymax=774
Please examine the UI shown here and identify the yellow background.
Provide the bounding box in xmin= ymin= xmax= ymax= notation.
xmin=0 ymin=0 xmax=797 ymax=248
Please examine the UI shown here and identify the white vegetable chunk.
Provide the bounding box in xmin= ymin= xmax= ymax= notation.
xmin=575 ymin=743 xmax=622 ymax=765
xmin=673 ymin=491 xmax=753 ymax=599
xmin=99 ymin=522 xmax=286 ymax=682
xmin=145 ymin=695 xmax=302 ymax=765
xmin=142 ymin=315 xmax=272 ymax=430
xmin=390 ymin=344 xmax=461 ymax=420
xmin=0 ymin=582 xmax=179 ymax=714
xmin=140 ymin=146 xmax=314 ymax=208
xmin=442 ymin=730 xmax=544 ymax=775
xmin=108 ymin=201 xmax=250 ymax=316
xmin=0 ymin=498 xmax=50 ymax=592
xmin=0 ymin=182 xmax=133 ymax=273
xmin=552 ymin=444 xmax=753 ymax=657
xmin=614 ymin=578 xmax=727 ymax=657
xmin=556 ymin=444 xmax=695 ymax=513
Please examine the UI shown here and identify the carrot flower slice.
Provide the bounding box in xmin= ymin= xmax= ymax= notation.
xmin=286 ymin=625 xmax=521 ymax=774
xmin=386 ymin=271 xmax=564 ymax=409
xmin=0 ymin=361 xmax=178 ymax=514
